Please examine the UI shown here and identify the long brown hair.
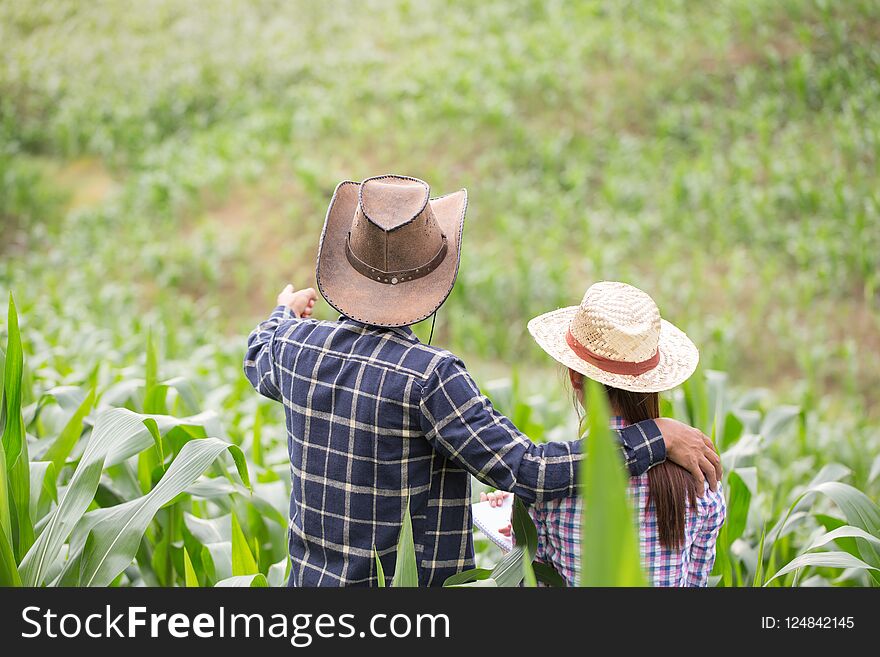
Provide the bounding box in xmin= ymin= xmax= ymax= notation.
xmin=569 ymin=369 xmax=698 ymax=550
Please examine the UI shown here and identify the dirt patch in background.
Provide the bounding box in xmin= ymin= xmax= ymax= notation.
xmin=195 ymin=166 xmax=327 ymax=328
xmin=53 ymin=158 xmax=119 ymax=211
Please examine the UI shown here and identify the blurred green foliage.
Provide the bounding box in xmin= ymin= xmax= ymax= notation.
xmin=2 ymin=0 xmax=878 ymax=405
xmin=0 ymin=0 xmax=878 ymax=586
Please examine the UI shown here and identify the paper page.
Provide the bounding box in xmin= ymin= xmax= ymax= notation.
xmin=472 ymin=494 xmax=513 ymax=552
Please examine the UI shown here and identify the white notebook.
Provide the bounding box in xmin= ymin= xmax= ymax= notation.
xmin=472 ymin=495 xmax=514 ymax=552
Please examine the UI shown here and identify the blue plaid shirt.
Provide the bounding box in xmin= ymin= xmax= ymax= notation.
xmin=244 ymin=307 xmax=666 ymax=586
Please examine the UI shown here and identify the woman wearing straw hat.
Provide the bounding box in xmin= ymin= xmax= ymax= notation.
xmin=486 ymin=281 xmax=726 ymax=586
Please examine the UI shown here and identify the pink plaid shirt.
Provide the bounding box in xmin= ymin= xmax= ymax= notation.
xmin=530 ymin=417 xmax=726 ymax=587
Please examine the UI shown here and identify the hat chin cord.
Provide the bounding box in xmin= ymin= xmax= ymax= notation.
xmin=428 ymin=311 xmax=437 ymax=345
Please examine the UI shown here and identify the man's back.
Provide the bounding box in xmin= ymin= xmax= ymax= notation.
xmin=246 ymin=307 xmax=473 ymax=586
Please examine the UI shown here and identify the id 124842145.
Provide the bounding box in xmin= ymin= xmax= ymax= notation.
xmin=762 ymin=617 xmax=855 ymax=630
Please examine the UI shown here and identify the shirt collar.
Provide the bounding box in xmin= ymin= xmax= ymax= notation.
xmin=338 ymin=316 xmax=420 ymax=342
xmin=610 ymin=415 xmax=628 ymax=429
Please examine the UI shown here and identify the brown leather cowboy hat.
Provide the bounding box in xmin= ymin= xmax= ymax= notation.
xmin=316 ymin=174 xmax=467 ymax=327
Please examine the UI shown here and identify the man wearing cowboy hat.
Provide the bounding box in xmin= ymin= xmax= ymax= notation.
xmin=244 ymin=174 xmax=720 ymax=587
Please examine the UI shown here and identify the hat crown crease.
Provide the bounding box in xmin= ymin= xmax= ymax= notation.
xmin=359 ymin=176 xmax=430 ymax=231
xmin=570 ymin=282 xmax=662 ymax=363
xmin=350 ymin=175 xmax=444 ymax=274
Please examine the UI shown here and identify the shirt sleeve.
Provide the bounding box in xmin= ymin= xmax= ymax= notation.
xmin=686 ymin=484 xmax=726 ymax=587
xmin=418 ymin=356 xmax=666 ymax=504
xmin=242 ymin=305 xmax=297 ymax=402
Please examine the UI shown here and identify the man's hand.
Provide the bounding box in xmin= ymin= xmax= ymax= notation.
xmin=277 ymin=285 xmax=317 ymax=318
xmin=654 ymin=418 xmax=722 ymax=491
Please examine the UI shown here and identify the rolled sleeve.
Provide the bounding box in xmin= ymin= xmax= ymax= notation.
xmin=618 ymin=419 xmax=666 ymax=475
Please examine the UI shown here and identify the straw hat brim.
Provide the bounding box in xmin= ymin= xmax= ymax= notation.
xmin=527 ymin=306 xmax=699 ymax=393
xmin=315 ymin=181 xmax=467 ymax=327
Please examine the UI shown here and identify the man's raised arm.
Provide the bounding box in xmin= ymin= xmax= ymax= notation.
xmin=418 ymin=356 xmax=719 ymax=504
xmin=243 ymin=285 xmax=317 ymax=402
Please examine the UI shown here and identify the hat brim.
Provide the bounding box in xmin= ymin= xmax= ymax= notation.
xmin=527 ymin=306 xmax=699 ymax=393
xmin=316 ymin=181 xmax=467 ymax=327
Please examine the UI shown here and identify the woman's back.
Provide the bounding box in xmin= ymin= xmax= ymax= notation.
xmin=530 ymin=417 xmax=726 ymax=587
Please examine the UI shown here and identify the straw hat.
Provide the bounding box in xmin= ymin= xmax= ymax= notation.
xmin=527 ymin=281 xmax=699 ymax=393
xmin=315 ymin=174 xmax=467 ymax=327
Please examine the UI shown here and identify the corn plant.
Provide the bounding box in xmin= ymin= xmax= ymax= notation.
xmin=579 ymin=379 xmax=646 ymax=586
xmin=0 ymin=295 xmax=294 ymax=587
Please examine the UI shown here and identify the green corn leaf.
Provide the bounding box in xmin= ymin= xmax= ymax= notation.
xmin=58 ymin=437 xmax=249 ymax=586
xmin=0 ymin=521 xmax=21 ymax=586
xmin=814 ymin=514 xmax=860 ymax=559
xmin=451 ymin=578 xmax=498 ymax=587
xmin=19 ymin=408 xmax=227 ymax=586
xmin=579 ymin=379 xmax=646 ymax=587
xmin=510 ymin=495 xmax=537 ymax=555
xmin=185 ymin=512 xmax=231 ymax=544
xmin=490 ymin=546 xmax=527 ymax=587
xmin=2 ymin=293 xmax=24 ymax=471
xmin=752 ymin=525 xmax=766 ymax=587
xmin=0 ymin=429 xmax=12 ymax=543
xmin=804 ymin=525 xmax=880 ymax=554
xmin=533 ymin=562 xmax=566 ymax=587
xmin=203 ymin=541 xmax=233 ymax=582
xmin=724 ymin=470 xmax=751 ymax=543
xmin=760 ymin=405 xmax=801 ymax=442
xmin=391 ymin=498 xmax=419 ymax=587
xmin=681 ymin=364 xmax=708 ymax=433
xmin=374 ymin=545 xmax=386 ymax=587
xmin=43 ymin=386 xmax=95 ymax=473
xmin=151 ymin=532 xmax=172 ymax=586
xmin=2 ymin=293 xmax=34 ymax=561
xmin=869 ymin=455 xmax=880 ymax=485
xmin=768 ymin=481 xmax=880 ymax=586
xmin=231 ymin=512 xmax=258 ymax=576
xmin=767 ymin=551 xmax=878 ymax=585
xmin=143 ymin=417 xmax=165 ymax=464
xmin=767 ymin=464 xmax=852 ymax=546
xmin=7 ymin=451 xmax=33 ymax=561
xmin=215 ymin=574 xmax=268 ymax=587
xmin=19 ymin=408 xmax=154 ymax=585
xmin=267 ymin=557 xmax=289 ymax=587
xmin=799 ymin=482 xmax=880 ymax=572
xmin=144 ymin=384 xmax=169 ymax=416
xmin=0 ymin=431 xmax=17 ymax=585
xmin=183 ymin=548 xmax=199 ymax=587
xmin=163 ymin=377 xmax=199 ymax=416
xmin=145 ymin=329 xmax=158 ymax=391
xmin=713 ymin=531 xmax=733 ymax=587
xmin=28 ymin=460 xmax=57 ymax=521
xmin=144 ymin=331 xmax=168 ymax=415
xmin=522 ymin=547 xmax=537 ymax=587
xmin=721 ymin=411 xmax=744 ymax=450
xmin=443 ymin=567 xmax=493 ymax=587
xmin=808 ymin=482 xmax=880 ymax=535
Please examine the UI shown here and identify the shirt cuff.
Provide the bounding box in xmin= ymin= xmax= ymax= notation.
xmin=620 ymin=419 xmax=666 ymax=476
xmin=270 ymin=305 xmax=297 ymax=321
